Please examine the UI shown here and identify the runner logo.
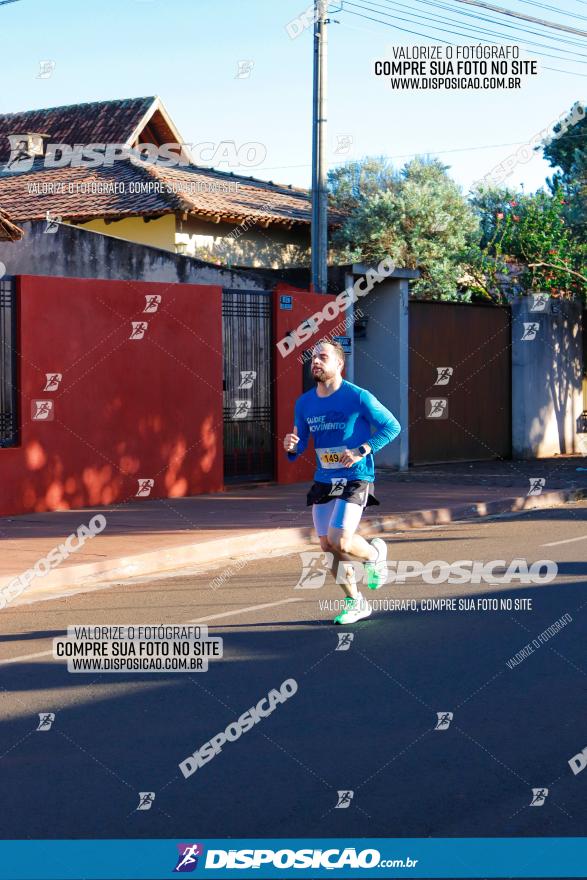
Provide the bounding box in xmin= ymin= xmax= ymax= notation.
xmin=527 ymin=477 xmax=546 ymax=496
xmin=425 ymin=398 xmax=448 ymax=419
xmin=130 ymin=321 xmax=148 ymax=340
xmin=44 ymin=211 xmax=61 ymax=234
xmin=44 ymin=373 xmax=62 ymax=391
xmin=530 ymin=787 xmax=549 ymax=806
xmin=235 ymin=59 xmax=254 ymax=79
xmin=530 ymin=294 xmax=550 ymax=312
xmin=136 ymin=478 xmax=155 ymax=497
xmin=36 ymin=712 xmax=55 ymax=731
xmin=435 ymin=711 xmax=453 ymax=730
xmin=31 ymin=400 xmax=54 ymax=421
xmin=329 ymin=477 xmax=347 ymax=497
xmin=238 ymin=370 xmax=257 ymax=389
xmin=136 ymin=792 xmax=155 ymax=811
xmin=37 ymin=60 xmax=56 ymax=79
xmin=5 ymin=134 xmax=35 ymax=172
xmin=174 ymin=843 xmax=204 ymax=872
xmin=295 ymin=552 xmax=333 ymax=588
xmin=334 ymin=134 xmax=353 ymax=155
xmin=434 ymin=367 xmax=453 ymax=386
xmin=336 ymin=633 xmax=354 ymax=651
xmin=522 ymin=322 xmax=539 ymax=341
xmin=144 ymin=294 xmax=162 ymax=313
xmin=233 ymin=400 xmax=252 ymax=419
xmin=335 ymin=790 xmax=354 ymax=808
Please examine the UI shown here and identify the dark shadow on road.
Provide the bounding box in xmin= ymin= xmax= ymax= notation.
xmin=0 ymin=577 xmax=585 ymax=841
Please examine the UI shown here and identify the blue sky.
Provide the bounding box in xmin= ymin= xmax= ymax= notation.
xmin=0 ymin=0 xmax=585 ymax=195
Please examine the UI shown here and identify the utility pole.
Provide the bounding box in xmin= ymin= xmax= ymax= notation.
xmin=311 ymin=0 xmax=328 ymax=294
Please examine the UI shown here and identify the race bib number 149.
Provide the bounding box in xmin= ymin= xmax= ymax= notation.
xmin=317 ymin=446 xmax=346 ymax=469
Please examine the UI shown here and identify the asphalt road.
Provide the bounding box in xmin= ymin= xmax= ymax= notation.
xmin=0 ymin=502 xmax=586 ymax=844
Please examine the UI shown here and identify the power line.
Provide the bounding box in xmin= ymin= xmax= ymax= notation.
xmin=340 ymin=6 xmax=587 ymax=74
xmin=344 ymin=5 xmax=456 ymax=42
xmin=347 ymin=0 xmax=587 ymax=63
xmin=257 ymin=131 xmax=587 ymax=174
xmin=393 ymin=0 xmax=587 ymax=50
xmin=449 ymin=0 xmax=587 ymax=37
xmin=510 ymin=0 xmax=587 ymax=24
xmin=345 ymin=0 xmax=587 ymax=64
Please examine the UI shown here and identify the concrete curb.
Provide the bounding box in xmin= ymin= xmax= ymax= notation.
xmin=365 ymin=487 xmax=587 ymax=533
xmin=5 ymin=487 xmax=585 ymax=605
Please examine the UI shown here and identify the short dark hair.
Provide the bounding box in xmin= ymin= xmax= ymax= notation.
xmin=314 ymin=338 xmax=345 ymax=366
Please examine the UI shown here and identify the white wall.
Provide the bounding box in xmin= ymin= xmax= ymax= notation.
xmin=512 ymin=297 xmax=584 ymax=457
xmin=353 ymin=276 xmax=409 ymax=470
xmin=175 ymin=215 xmax=310 ymax=268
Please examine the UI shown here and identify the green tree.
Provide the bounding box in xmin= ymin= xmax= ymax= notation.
xmin=542 ymin=102 xmax=587 ymax=237
xmin=328 ymin=157 xmax=398 ymax=213
xmin=329 ymin=157 xmax=479 ymax=300
xmin=469 ymin=186 xmax=586 ymax=300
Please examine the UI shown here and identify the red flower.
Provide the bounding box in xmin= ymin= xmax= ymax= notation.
xmin=496 ymin=212 xmax=504 ymax=219
xmin=513 ymin=215 xmax=520 ymax=221
xmin=510 ymin=200 xmax=518 ymax=206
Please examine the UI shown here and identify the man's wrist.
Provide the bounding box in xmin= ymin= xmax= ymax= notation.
xmin=357 ymin=444 xmax=371 ymax=457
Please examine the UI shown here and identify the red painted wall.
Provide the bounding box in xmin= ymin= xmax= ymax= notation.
xmin=0 ymin=275 xmax=223 ymax=516
xmin=273 ymin=283 xmax=347 ymax=485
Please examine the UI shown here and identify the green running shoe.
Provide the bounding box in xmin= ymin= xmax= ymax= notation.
xmin=364 ymin=537 xmax=388 ymax=590
xmin=333 ymin=594 xmax=372 ymax=624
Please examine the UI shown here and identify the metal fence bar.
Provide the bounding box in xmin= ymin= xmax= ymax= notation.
xmin=222 ymin=289 xmax=274 ymax=482
xmin=0 ymin=277 xmax=17 ymax=447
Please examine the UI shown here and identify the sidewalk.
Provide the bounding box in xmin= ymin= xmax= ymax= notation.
xmin=1 ymin=456 xmax=585 ymax=604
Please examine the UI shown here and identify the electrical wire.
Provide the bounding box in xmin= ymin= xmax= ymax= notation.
xmin=449 ymin=0 xmax=587 ymax=36
xmin=509 ymin=0 xmax=587 ymax=23
xmin=376 ymin=0 xmax=587 ymax=50
xmin=340 ymin=5 xmax=587 ymax=74
xmin=257 ymin=130 xmax=587 ymax=174
xmin=344 ymin=0 xmax=587 ymax=63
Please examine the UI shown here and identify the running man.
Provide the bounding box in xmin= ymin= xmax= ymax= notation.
xmin=284 ymin=340 xmax=401 ymax=624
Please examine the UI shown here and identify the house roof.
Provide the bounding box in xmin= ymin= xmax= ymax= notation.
xmin=0 ymin=97 xmax=158 ymax=164
xmin=0 ymin=96 xmax=344 ymax=228
xmin=0 ymin=157 xmax=342 ymax=228
xmin=0 ymin=206 xmax=23 ymax=241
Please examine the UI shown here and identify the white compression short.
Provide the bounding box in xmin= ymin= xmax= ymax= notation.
xmin=312 ymin=499 xmax=366 ymax=537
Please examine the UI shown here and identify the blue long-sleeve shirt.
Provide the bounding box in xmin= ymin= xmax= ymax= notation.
xmin=287 ymin=380 xmax=401 ymax=482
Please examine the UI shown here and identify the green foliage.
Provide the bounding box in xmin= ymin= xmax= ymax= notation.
xmin=542 ymin=103 xmax=587 ymax=239
xmin=469 ymin=187 xmax=586 ymax=300
xmin=328 ymin=157 xmax=399 ymax=213
xmin=329 ymin=157 xmax=479 ymax=300
xmin=543 ymin=104 xmax=587 ymax=180
xmin=329 ymin=145 xmax=586 ymax=302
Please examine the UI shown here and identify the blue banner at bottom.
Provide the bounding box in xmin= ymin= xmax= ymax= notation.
xmin=1 ymin=838 xmax=586 ymax=879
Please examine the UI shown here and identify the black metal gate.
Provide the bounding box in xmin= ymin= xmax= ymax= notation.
xmin=0 ymin=276 xmax=17 ymax=448
xmin=222 ymin=289 xmax=273 ymax=482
